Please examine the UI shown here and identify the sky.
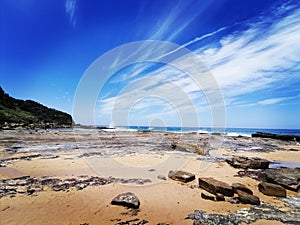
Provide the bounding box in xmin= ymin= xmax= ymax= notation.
xmin=1 ymin=0 xmax=300 ymax=129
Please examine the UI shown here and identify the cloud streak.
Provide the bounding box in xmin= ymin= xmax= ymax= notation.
xmin=97 ymin=1 xmax=300 ymax=127
xmin=65 ymin=0 xmax=77 ymax=27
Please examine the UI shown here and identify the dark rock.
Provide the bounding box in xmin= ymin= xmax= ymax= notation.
xmin=226 ymin=156 xmax=269 ymax=169
xmin=201 ymin=191 xmax=215 ymax=201
xmin=232 ymin=183 xmax=253 ymax=195
xmin=215 ymin=193 xmax=225 ymax=201
xmin=236 ymin=190 xmax=260 ymax=205
xmin=265 ymin=168 xmax=300 ymax=192
xmin=258 ymin=182 xmax=286 ymax=197
xmin=252 ymin=132 xmax=300 ymax=142
xmin=27 ymin=189 xmax=35 ymax=195
xmin=168 ymin=170 xmax=195 ymax=183
xmin=111 ymin=192 xmax=140 ymax=209
xmin=198 ymin=177 xmax=234 ymax=197
xmin=157 ymin=175 xmax=167 ymax=180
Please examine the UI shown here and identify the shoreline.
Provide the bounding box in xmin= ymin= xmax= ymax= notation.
xmin=0 ymin=129 xmax=299 ymax=224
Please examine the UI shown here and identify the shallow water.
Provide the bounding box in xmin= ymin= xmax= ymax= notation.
xmin=269 ymin=161 xmax=300 ymax=169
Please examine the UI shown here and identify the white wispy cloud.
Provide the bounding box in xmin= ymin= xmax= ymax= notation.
xmin=258 ymin=94 xmax=300 ymax=105
xmin=65 ymin=0 xmax=77 ymax=27
xmin=97 ymin=1 xmax=300 ymax=126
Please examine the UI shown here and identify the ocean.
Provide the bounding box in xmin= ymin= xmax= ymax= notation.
xmin=117 ymin=126 xmax=300 ymax=137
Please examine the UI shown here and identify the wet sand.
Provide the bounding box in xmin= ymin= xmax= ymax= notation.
xmin=0 ymin=129 xmax=299 ymax=224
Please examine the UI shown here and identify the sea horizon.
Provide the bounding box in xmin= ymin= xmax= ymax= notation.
xmin=93 ymin=125 xmax=300 ymax=137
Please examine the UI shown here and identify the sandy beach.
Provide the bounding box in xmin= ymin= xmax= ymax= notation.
xmin=0 ymin=129 xmax=299 ymax=225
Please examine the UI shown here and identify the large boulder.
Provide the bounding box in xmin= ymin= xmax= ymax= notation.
xmin=232 ymin=183 xmax=253 ymax=195
xmin=265 ymin=168 xmax=300 ymax=192
xmin=258 ymin=182 xmax=286 ymax=197
xmin=111 ymin=192 xmax=140 ymax=209
xmin=236 ymin=190 xmax=260 ymax=205
xmin=226 ymin=156 xmax=269 ymax=169
xmin=168 ymin=170 xmax=196 ymax=183
xmin=198 ymin=177 xmax=234 ymax=197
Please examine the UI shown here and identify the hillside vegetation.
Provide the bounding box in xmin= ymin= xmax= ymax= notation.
xmin=0 ymin=87 xmax=72 ymax=128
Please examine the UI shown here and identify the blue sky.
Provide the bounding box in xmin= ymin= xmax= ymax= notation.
xmin=1 ymin=0 xmax=300 ymax=129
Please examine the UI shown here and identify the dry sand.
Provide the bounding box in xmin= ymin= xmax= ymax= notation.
xmin=0 ymin=130 xmax=299 ymax=225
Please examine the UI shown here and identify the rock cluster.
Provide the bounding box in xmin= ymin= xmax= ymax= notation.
xmin=187 ymin=202 xmax=300 ymax=225
xmin=198 ymin=178 xmax=260 ymax=205
xmin=0 ymin=176 xmax=151 ymax=198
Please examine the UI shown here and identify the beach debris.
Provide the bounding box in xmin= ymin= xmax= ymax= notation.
xmin=111 ymin=192 xmax=140 ymax=209
xmin=168 ymin=170 xmax=196 ymax=183
xmin=157 ymin=175 xmax=167 ymax=180
xmin=264 ymin=168 xmax=300 ymax=192
xmin=171 ymin=141 xmax=208 ymax=155
xmin=201 ymin=191 xmax=215 ymax=201
xmin=198 ymin=177 xmax=234 ymax=197
xmin=226 ymin=156 xmax=269 ymax=169
xmin=232 ymin=182 xmax=253 ymax=195
xmin=258 ymin=182 xmax=286 ymax=197
xmin=236 ymin=190 xmax=260 ymax=205
xmin=186 ymin=202 xmax=300 ymax=224
xmin=252 ymin=132 xmax=300 ymax=142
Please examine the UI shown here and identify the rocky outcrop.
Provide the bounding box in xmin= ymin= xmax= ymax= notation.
xmin=171 ymin=141 xmax=208 ymax=155
xmin=111 ymin=192 xmax=140 ymax=209
xmin=0 ymin=176 xmax=151 ymax=198
xmin=265 ymin=168 xmax=300 ymax=192
xmin=198 ymin=177 xmax=234 ymax=197
xmin=232 ymin=183 xmax=253 ymax=195
xmin=226 ymin=156 xmax=269 ymax=169
xmin=168 ymin=170 xmax=196 ymax=183
xmin=252 ymin=132 xmax=300 ymax=142
xmin=187 ymin=203 xmax=300 ymax=224
xmin=236 ymin=190 xmax=260 ymax=205
xmin=258 ymin=182 xmax=287 ymax=197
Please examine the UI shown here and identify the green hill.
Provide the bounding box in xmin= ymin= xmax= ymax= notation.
xmin=0 ymin=87 xmax=73 ymax=129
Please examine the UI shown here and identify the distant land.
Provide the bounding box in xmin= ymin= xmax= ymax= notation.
xmin=0 ymin=87 xmax=73 ymax=129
